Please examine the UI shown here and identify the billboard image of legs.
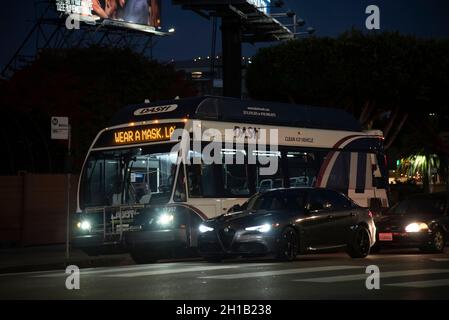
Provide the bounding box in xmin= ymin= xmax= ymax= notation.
xmin=80 ymin=0 xmax=161 ymax=27
xmin=56 ymin=0 xmax=161 ymax=28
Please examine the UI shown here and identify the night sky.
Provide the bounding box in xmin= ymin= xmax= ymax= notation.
xmin=1 ymin=0 xmax=449 ymax=71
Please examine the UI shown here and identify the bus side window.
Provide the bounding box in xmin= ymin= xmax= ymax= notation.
xmin=186 ymin=164 xmax=220 ymax=197
xmin=174 ymin=165 xmax=187 ymax=202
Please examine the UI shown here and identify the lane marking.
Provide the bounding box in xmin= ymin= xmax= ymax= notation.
xmin=294 ymin=269 xmax=449 ymax=283
xmin=199 ymin=265 xmax=362 ymax=280
xmin=386 ymin=278 xmax=449 ymax=288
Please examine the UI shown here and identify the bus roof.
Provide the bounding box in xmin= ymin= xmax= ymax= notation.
xmin=111 ymin=96 xmax=362 ymax=132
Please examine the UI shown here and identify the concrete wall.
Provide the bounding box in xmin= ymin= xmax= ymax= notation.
xmin=0 ymin=174 xmax=78 ymax=247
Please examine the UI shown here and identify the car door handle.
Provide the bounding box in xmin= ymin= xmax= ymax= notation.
xmin=327 ymin=215 xmax=334 ymax=219
xmin=350 ymin=212 xmax=357 ymax=217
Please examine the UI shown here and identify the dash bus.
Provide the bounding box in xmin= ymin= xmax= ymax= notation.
xmin=72 ymin=96 xmax=388 ymax=262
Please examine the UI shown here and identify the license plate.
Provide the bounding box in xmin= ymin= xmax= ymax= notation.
xmin=115 ymin=224 xmax=130 ymax=232
xmin=379 ymin=232 xmax=393 ymax=241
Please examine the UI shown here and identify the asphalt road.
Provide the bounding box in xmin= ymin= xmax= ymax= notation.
xmin=1 ymin=249 xmax=449 ymax=300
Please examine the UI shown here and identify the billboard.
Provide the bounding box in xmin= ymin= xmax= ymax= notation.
xmin=247 ymin=0 xmax=271 ymax=15
xmin=56 ymin=0 xmax=162 ymax=28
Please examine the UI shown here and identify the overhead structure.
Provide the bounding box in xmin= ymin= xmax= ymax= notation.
xmin=173 ymin=0 xmax=294 ymax=43
xmin=173 ymin=0 xmax=297 ymax=98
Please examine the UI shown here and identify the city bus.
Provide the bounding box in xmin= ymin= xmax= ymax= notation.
xmin=72 ymin=96 xmax=389 ymax=262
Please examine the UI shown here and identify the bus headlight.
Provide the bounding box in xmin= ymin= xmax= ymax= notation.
xmin=157 ymin=213 xmax=174 ymax=226
xmin=77 ymin=220 xmax=92 ymax=231
xmin=245 ymin=224 xmax=271 ymax=233
xmin=405 ymin=222 xmax=428 ymax=233
xmin=199 ymin=225 xmax=214 ymax=233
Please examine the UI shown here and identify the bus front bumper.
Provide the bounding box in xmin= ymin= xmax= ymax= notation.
xmin=124 ymin=229 xmax=188 ymax=249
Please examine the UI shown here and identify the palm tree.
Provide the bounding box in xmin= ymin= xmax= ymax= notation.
xmin=398 ymin=153 xmax=441 ymax=193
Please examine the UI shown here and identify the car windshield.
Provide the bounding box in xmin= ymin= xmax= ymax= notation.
xmin=80 ymin=143 xmax=178 ymax=208
xmin=387 ymin=196 xmax=446 ymax=215
xmin=242 ymin=190 xmax=307 ymax=211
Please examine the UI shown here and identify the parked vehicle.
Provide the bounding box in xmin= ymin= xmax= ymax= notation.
xmin=198 ymin=187 xmax=376 ymax=262
xmin=374 ymin=192 xmax=449 ymax=253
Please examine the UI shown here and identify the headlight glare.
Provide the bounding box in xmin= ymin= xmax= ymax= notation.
xmin=199 ymin=224 xmax=214 ymax=233
xmin=157 ymin=213 xmax=174 ymax=225
xmin=405 ymin=222 xmax=428 ymax=233
xmin=77 ymin=220 xmax=91 ymax=231
xmin=245 ymin=223 xmax=271 ymax=233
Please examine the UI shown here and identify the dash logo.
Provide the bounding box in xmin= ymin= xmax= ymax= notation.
xmin=134 ymin=104 xmax=178 ymax=116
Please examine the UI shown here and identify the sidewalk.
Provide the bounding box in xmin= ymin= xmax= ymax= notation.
xmin=0 ymin=245 xmax=133 ymax=274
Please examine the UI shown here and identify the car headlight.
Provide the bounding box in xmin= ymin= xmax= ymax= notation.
xmin=245 ymin=224 xmax=271 ymax=233
xmin=157 ymin=214 xmax=174 ymax=225
xmin=199 ymin=224 xmax=214 ymax=233
xmin=405 ymin=222 xmax=428 ymax=233
xmin=77 ymin=220 xmax=91 ymax=231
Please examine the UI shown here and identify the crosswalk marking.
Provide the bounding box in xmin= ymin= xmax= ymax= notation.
xmin=102 ymin=263 xmax=276 ymax=278
xmin=27 ymin=262 xmax=278 ymax=278
xmin=104 ymin=265 xmax=242 ymax=277
xmin=0 ymin=269 xmax=64 ymax=277
xmin=431 ymin=258 xmax=449 ymax=262
xmin=294 ymin=269 xmax=449 ymax=283
xmin=386 ymin=278 xmax=449 ymax=288
xmin=198 ymin=265 xmax=362 ymax=280
xmin=33 ymin=263 xmax=186 ymax=278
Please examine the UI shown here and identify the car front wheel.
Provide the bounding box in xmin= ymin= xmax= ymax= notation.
xmin=346 ymin=225 xmax=371 ymax=258
xmin=276 ymin=227 xmax=298 ymax=261
xmin=420 ymin=229 xmax=445 ymax=253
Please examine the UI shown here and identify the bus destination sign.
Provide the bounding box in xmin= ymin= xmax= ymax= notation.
xmin=94 ymin=122 xmax=182 ymax=148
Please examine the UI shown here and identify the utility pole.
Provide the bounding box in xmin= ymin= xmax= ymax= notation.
xmin=66 ymin=124 xmax=71 ymax=261
xmin=221 ymin=17 xmax=242 ymax=98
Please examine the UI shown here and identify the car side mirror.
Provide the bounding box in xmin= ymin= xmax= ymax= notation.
xmin=308 ymin=202 xmax=324 ymax=212
xmin=228 ymin=204 xmax=242 ymax=213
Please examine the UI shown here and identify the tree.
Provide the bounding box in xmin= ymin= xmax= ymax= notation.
xmin=0 ymin=46 xmax=197 ymax=174
xmin=246 ymin=30 xmax=449 ymax=153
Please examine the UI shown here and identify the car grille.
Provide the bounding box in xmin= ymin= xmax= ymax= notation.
xmin=218 ymin=228 xmax=236 ymax=249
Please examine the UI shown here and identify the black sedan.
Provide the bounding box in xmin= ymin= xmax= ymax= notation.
xmin=197 ymin=187 xmax=376 ymax=262
xmin=375 ymin=192 xmax=449 ymax=253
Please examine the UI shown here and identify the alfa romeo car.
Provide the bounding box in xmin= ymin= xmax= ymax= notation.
xmin=197 ymin=187 xmax=376 ymax=262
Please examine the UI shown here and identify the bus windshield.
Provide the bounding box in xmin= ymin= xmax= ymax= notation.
xmin=79 ymin=143 xmax=178 ymax=208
